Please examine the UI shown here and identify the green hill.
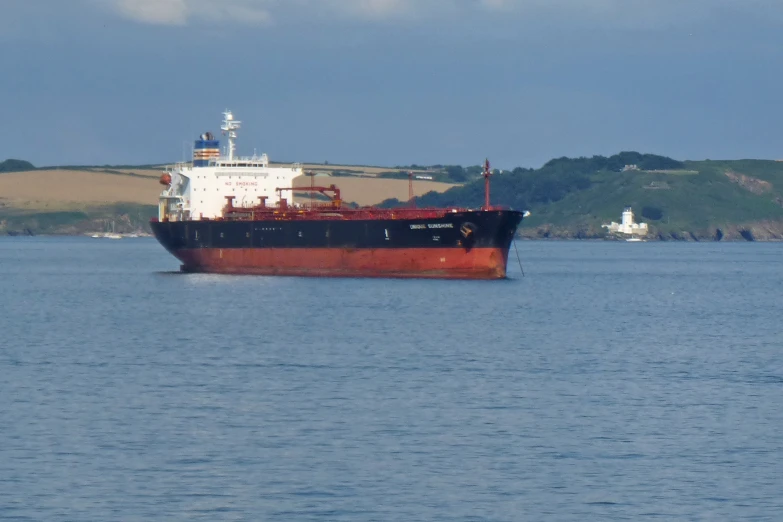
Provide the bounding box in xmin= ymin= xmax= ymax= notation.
xmin=0 ymin=159 xmax=35 ymax=173
xmin=0 ymin=203 xmax=157 ymax=236
xmin=381 ymin=153 xmax=783 ymax=240
xmin=4 ymin=153 xmax=783 ymax=239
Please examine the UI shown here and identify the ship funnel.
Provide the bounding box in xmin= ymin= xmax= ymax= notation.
xmin=194 ymin=132 xmax=220 ymax=166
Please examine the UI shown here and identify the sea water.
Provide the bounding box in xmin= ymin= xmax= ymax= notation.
xmin=1 ymin=237 xmax=781 ymax=520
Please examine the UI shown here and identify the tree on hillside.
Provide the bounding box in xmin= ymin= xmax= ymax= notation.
xmin=542 ymin=152 xmax=683 ymax=174
xmin=0 ymin=159 xmax=35 ymax=173
xmin=641 ymin=206 xmax=664 ymax=221
xmin=445 ymin=165 xmax=467 ymax=182
xmin=377 ymin=151 xmax=679 ymax=211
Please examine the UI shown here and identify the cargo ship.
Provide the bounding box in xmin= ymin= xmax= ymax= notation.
xmin=150 ymin=111 xmax=527 ymax=279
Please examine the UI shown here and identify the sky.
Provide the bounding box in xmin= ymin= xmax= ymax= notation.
xmin=1 ymin=0 xmax=782 ymax=169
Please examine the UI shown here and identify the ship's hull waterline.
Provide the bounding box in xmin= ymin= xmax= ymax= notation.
xmin=173 ymin=246 xmax=511 ymax=279
xmin=151 ymin=210 xmax=523 ymax=280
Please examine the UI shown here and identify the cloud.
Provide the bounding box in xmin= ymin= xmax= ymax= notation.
xmin=103 ymin=0 xmax=271 ymax=25
xmin=112 ymin=0 xmax=188 ymax=25
xmin=100 ymin=0 xmax=783 ymax=27
xmin=331 ymin=0 xmax=412 ymax=18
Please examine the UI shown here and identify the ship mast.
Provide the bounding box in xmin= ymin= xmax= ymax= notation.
xmin=221 ymin=110 xmax=242 ymax=161
xmin=308 ymin=170 xmax=316 ymax=207
xmin=483 ymin=158 xmax=492 ymax=210
xmin=408 ymin=171 xmax=416 ymax=208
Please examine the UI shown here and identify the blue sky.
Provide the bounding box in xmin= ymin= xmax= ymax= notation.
xmin=1 ymin=0 xmax=781 ymax=168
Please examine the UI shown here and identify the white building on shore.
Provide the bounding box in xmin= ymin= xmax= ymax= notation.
xmin=602 ymin=207 xmax=648 ymax=236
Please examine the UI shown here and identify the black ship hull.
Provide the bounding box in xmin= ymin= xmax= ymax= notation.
xmin=151 ymin=209 xmax=523 ymax=279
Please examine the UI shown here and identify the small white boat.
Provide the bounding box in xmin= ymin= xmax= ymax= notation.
xmin=94 ymin=221 xmax=122 ymax=239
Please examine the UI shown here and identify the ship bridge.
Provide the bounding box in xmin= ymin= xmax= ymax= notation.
xmin=157 ymin=110 xmax=303 ymax=222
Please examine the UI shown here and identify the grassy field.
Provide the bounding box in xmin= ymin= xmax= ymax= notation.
xmin=6 ymin=155 xmax=782 ymax=238
xmin=0 ymin=164 xmax=459 ymax=234
xmin=295 ymin=164 xmax=435 ymax=176
xmin=0 ymin=166 xmax=459 ymax=213
xmin=0 ymin=169 xmax=163 ymax=210
xmin=292 ymin=175 xmax=458 ymax=205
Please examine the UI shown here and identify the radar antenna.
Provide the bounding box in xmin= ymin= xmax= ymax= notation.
xmin=221 ymin=110 xmax=242 ymax=161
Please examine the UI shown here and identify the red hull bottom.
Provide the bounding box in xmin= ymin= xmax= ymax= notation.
xmin=174 ymin=247 xmax=511 ymax=280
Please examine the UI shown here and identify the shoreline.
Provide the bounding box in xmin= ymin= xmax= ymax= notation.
xmin=4 ymin=232 xmax=781 ymax=242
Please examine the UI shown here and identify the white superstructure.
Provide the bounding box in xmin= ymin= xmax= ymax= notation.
xmin=158 ymin=110 xmax=303 ymax=221
xmin=602 ymin=206 xmax=649 ymax=237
